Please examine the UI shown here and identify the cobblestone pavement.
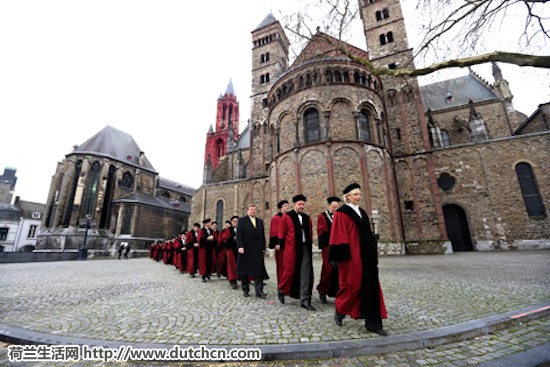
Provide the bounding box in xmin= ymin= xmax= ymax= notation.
xmin=1 ymin=316 xmax=548 ymax=366
xmin=0 ymin=250 xmax=549 ymax=366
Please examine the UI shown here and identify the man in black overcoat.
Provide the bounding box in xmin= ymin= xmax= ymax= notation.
xmin=236 ymin=203 xmax=267 ymax=298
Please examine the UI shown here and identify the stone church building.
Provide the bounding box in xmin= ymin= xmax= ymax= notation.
xmin=36 ymin=125 xmax=195 ymax=254
xmin=191 ymin=0 xmax=549 ymax=254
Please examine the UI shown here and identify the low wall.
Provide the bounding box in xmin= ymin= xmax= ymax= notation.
xmin=0 ymin=252 xmax=78 ymax=264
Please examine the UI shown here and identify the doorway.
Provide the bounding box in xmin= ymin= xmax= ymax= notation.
xmin=443 ymin=204 xmax=473 ymax=251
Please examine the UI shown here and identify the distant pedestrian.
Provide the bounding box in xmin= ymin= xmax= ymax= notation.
xmin=118 ymin=243 xmax=125 ymax=260
xmin=123 ymin=243 xmax=131 ymax=259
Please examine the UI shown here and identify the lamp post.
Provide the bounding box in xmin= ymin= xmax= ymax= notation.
xmin=78 ymin=213 xmax=92 ymax=261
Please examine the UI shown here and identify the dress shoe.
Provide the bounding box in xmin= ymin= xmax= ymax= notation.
xmin=334 ymin=312 xmax=345 ymax=326
xmin=277 ymin=290 xmax=285 ymax=304
xmin=319 ymin=292 xmax=327 ymax=304
xmin=231 ymin=283 xmax=238 ymax=290
xmin=256 ymin=292 xmax=267 ymax=298
xmin=366 ymin=327 xmax=388 ymax=336
xmin=202 ymin=276 xmax=206 ymax=282
xmin=301 ymin=303 xmax=316 ymax=311
xmin=190 ymin=274 xmax=195 ymax=278
xmin=243 ymin=291 xmax=250 ymax=297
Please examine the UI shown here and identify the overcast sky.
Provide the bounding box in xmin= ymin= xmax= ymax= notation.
xmin=1 ymin=1 xmax=548 ymax=204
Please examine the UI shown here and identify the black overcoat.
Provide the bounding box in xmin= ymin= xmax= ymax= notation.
xmin=236 ymin=216 xmax=266 ymax=277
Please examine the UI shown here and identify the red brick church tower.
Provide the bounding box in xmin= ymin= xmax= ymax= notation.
xmin=204 ymin=79 xmax=240 ymax=176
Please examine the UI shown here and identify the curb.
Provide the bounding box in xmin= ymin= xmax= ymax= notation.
xmin=1 ymin=301 xmax=549 ymax=361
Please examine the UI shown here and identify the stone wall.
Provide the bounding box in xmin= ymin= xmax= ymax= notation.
xmin=434 ymin=133 xmax=550 ymax=250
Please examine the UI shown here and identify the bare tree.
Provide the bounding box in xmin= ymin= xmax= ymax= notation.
xmin=280 ymin=0 xmax=550 ymax=77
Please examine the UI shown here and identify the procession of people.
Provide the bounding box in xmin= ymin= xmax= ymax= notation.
xmin=149 ymin=183 xmax=388 ymax=336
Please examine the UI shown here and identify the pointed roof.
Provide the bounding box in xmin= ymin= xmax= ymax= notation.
xmin=254 ymin=12 xmax=277 ymax=31
xmin=225 ymin=78 xmax=235 ymax=95
xmin=71 ymin=125 xmax=156 ymax=171
xmin=419 ymin=75 xmax=498 ymax=112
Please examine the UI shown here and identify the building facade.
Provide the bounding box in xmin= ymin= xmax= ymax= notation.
xmin=37 ymin=125 xmax=195 ymax=255
xmin=0 ymin=168 xmax=17 ymax=204
xmin=190 ymin=0 xmax=549 ymax=254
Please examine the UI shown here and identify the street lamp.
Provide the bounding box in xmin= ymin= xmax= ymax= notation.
xmin=78 ymin=213 xmax=92 ymax=261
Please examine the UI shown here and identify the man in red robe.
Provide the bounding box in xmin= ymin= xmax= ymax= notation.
xmin=211 ymin=221 xmax=220 ymax=276
xmin=217 ymin=221 xmax=230 ymax=279
xmin=224 ymin=216 xmax=240 ymax=289
xmin=316 ymin=196 xmax=341 ymax=304
xmin=172 ymin=237 xmax=182 ymax=271
xmin=277 ymin=194 xmax=315 ymax=311
xmin=329 ymin=183 xmax=388 ymax=336
xmin=198 ymin=218 xmax=215 ymax=282
xmin=185 ymin=223 xmax=201 ymax=278
xmin=269 ymin=200 xmax=289 ymax=288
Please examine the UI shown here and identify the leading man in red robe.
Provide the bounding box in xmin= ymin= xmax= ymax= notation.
xmin=329 ymin=182 xmax=388 ymax=336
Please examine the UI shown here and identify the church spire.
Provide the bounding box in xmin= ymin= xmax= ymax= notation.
xmin=225 ymin=78 xmax=235 ymax=96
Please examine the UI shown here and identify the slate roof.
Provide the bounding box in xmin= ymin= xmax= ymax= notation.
xmin=71 ymin=125 xmax=156 ymax=172
xmin=419 ymin=75 xmax=498 ymax=112
xmin=113 ymin=192 xmax=191 ymax=213
xmin=254 ymin=13 xmax=277 ymax=31
xmin=158 ymin=177 xmax=196 ymax=196
xmin=18 ymin=201 xmax=46 ymax=218
xmin=0 ymin=203 xmax=20 ymax=220
xmin=235 ymin=125 xmax=250 ymax=149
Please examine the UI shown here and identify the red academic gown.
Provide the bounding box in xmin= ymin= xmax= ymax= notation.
xmin=217 ymin=229 xmax=228 ymax=278
xmin=316 ymin=211 xmax=339 ymax=297
xmin=212 ymin=230 xmax=220 ymax=275
xmin=224 ymin=226 xmax=238 ymax=283
xmin=277 ymin=210 xmax=314 ymax=300
xmin=186 ymin=231 xmax=199 ymax=274
xmin=269 ymin=213 xmax=284 ymax=283
xmin=329 ymin=205 xmax=387 ymax=322
xmin=172 ymin=238 xmax=183 ymax=272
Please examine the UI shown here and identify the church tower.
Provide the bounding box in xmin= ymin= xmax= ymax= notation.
xmin=204 ymin=79 xmax=240 ymax=175
xmin=360 ymin=0 xmax=447 ymax=244
xmin=250 ymin=13 xmax=290 ymax=178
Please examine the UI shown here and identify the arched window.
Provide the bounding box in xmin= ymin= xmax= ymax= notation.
xmin=120 ymin=172 xmax=133 ymax=189
xmin=216 ymin=200 xmax=224 ymax=225
xmin=387 ymin=31 xmax=394 ymax=43
xmin=382 ymin=8 xmax=389 ymax=18
xmin=375 ymin=11 xmax=382 ymax=21
xmin=216 ymin=139 xmax=224 ymax=158
xmin=515 ymin=163 xmax=546 ymax=218
xmin=304 ymin=108 xmax=321 ymax=143
xmin=82 ymin=161 xmax=100 ymax=218
xmin=358 ymin=109 xmax=371 ymax=142
xmin=161 ymin=192 xmax=171 ymax=199
xmin=441 ymin=130 xmax=451 ymax=146
xmin=379 ymin=34 xmax=386 ymax=45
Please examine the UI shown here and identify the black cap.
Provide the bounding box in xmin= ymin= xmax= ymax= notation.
xmin=193 ymin=222 xmax=201 ymax=228
xmin=230 ymin=215 xmax=239 ymax=221
xmin=277 ymin=200 xmax=289 ymax=209
xmin=225 ymin=220 xmax=231 ymax=224
xmin=292 ymin=194 xmax=307 ymax=203
xmin=327 ymin=196 xmax=341 ymax=204
xmin=343 ymin=183 xmax=361 ymax=195
xmin=202 ymin=218 xmax=211 ymax=224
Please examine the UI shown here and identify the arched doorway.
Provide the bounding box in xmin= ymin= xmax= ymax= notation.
xmin=443 ymin=204 xmax=473 ymax=251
